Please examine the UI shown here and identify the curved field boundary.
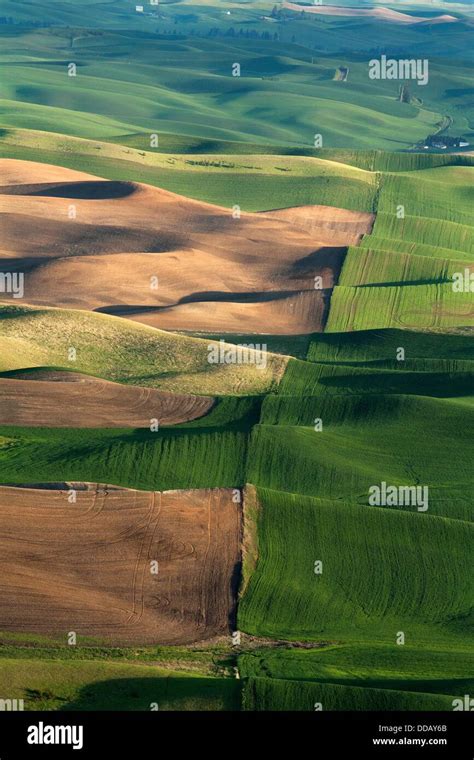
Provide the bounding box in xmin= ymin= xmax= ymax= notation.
xmin=242 ymin=677 xmax=454 ymax=712
xmin=0 ymin=375 xmax=213 ymax=428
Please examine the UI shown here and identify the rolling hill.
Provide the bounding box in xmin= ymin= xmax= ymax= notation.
xmin=0 ymin=158 xmax=373 ymax=334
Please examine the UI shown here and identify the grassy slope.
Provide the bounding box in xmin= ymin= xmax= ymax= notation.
xmin=239 ymin=644 xmax=473 ymax=695
xmin=183 ymin=332 xmax=312 ymax=359
xmin=238 ymin=487 xmax=473 ymax=643
xmin=279 ymin=358 xmax=474 ymax=398
xmin=240 ymin=642 xmax=473 ymax=710
xmin=0 ymin=306 xmax=287 ymax=395
xmin=326 ymin=282 xmax=474 ymax=332
xmin=306 ymin=328 xmax=474 ymax=364
xmin=251 ymin=393 xmax=473 ymax=520
xmin=0 ymin=397 xmax=260 ymax=490
xmin=239 ymin=318 xmax=473 ymax=706
xmin=328 ymin=164 xmax=474 ymax=332
xmin=377 ymin=168 xmax=474 ymax=225
xmin=368 ymin=214 xmax=474 ymax=255
xmin=242 ymin=677 xmax=454 ymax=711
xmin=340 ymin=167 xmax=474 ymax=287
xmin=0 ymin=658 xmax=240 ymax=711
xmin=2 ymin=128 xmax=474 ymax=176
xmin=0 ymin=129 xmax=378 ymax=211
xmin=339 ymin=246 xmax=468 ymax=286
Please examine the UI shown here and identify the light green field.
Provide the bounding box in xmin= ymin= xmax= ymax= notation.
xmin=331 ymin=163 xmax=474 ymax=331
xmin=326 ymin=282 xmax=474 ymax=332
xmin=1 ymin=22 xmax=466 ymax=151
xmin=377 ymin=167 xmax=474 ymax=225
xmin=339 ymin=246 xmax=466 ymax=287
xmin=0 ymin=305 xmax=287 ymax=395
xmin=368 ymin=213 xmax=474 ymax=255
xmin=238 ymin=487 xmax=473 ymax=642
xmin=3 ymin=128 xmax=473 ymax=179
xmin=358 ymin=236 xmax=474 ymax=262
xmin=0 ymin=128 xmax=378 ymax=211
xmin=0 ymin=658 xmax=240 ymax=711
xmin=250 ymin=393 xmax=473 ymax=519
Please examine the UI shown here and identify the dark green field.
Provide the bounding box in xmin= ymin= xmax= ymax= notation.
xmin=239 ymin=642 xmax=473 ymax=710
xmin=0 ymin=397 xmax=259 ymax=490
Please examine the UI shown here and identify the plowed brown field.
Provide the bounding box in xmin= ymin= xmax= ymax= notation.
xmin=0 ymin=159 xmax=374 ymax=334
xmin=0 ymin=485 xmax=241 ymax=644
xmin=0 ymin=373 xmax=213 ymax=427
xmin=282 ymin=2 xmax=458 ymax=24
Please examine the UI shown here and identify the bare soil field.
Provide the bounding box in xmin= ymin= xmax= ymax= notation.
xmin=261 ymin=205 xmax=374 ymax=245
xmin=0 ymin=159 xmax=374 ymax=334
xmin=0 ymin=485 xmax=241 ymax=644
xmin=0 ymin=374 xmax=213 ymax=427
xmin=282 ymin=3 xmax=458 ymax=24
xmin=118 ymin=290 xmax=330 ymax=334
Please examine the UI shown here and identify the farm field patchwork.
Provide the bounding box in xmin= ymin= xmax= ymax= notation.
xmin=1 ymin=158 xmax=370 ymax=335
xmin=239 ymin=643 xmax=473 ymax=710
xmin=0 ymin=395 xmax=260 ymax=490
xmin=0 ymin=0 xmax=472 ymax=716
xmin=3 ymin=22 xmax=472 ymax=151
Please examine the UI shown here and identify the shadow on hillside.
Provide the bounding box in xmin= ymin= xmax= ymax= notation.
xmin=4 ymin=180 xmax=137 ymax=200
xmin=60 ymin=676 xmax=241 ymax=711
